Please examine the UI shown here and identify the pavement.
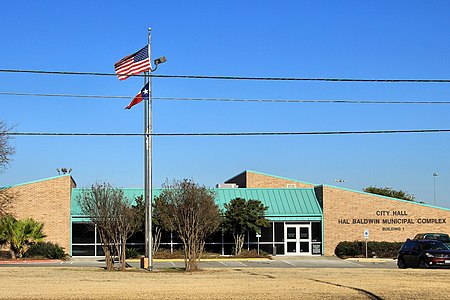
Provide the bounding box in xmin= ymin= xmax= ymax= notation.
xmin=0 ymin=256 xmax=398 ymax=269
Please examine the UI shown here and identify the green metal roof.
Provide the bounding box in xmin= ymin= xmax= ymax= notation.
xmin=71 ymin=188 xmax=147 ymax=216
xmin=71 ymin=187 xmax=322 ymax=219
xmin=213 ymin=188 xmax=322 ymax=216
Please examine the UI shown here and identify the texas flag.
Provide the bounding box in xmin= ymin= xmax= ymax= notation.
xmin=125 ymin=83 xmax=149 ymax=109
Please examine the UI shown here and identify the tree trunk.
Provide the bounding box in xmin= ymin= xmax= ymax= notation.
xmin=104 ymin=246 xmax=114 ymax=271
xmin=98 ymin=229 xmax=114 ymax=271
xmin=120 ymin=236 xmax=127 ymax=271
xmin=152 ymin=226 xmax=161 ymax=254
xmin=234 ymin=233 xmax=245 ymax=256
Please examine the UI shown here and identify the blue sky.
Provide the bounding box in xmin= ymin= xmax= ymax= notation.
xmin=1 ymin=1 xmax=450 ymax=208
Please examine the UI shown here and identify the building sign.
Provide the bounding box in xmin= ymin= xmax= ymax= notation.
xmin=337 ymin=210 xmax=447 ymax=231
xmin=364 ymin=229 xmax=369 ymax=239
xmin=312 ymin=244 xmax=321 ymax=254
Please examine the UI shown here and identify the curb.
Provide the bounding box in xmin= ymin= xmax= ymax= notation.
xmin=0 ymin=259 xmax=62 ymax=265
xmin=345 ymin=258 xmax=395 ymax=263
xmin=127 ymin=257 xmax=272 ymax=263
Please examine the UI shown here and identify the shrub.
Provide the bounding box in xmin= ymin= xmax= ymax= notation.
xmin=236 ymin=249 xmax=270 ymax=258
xmin=125 ymin=248 xmax=142 ymax=259
xmin=334 ymin=241 xmax=362 ymax=257
xmin=0 ymin=250 xmax=12 ymax=259
xmin=23 ymin=242 xmax=68 ymax=259
xmin=335 ymin=241 xmax=404 ymax=258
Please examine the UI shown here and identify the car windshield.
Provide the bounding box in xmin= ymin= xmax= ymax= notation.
xmin=424 ymin=234 xmax=450 ymax=242
xmin=420 ymin=241 xmax=449 ymax=250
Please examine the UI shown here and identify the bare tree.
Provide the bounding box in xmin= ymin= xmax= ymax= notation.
xmin=0 ymin=121 xmax=16 ymax=217
xmin=155 ymin=179 xmax=221 ymax=271
xmin=113 ymin=199 xmax=140 ymax=270
xmin=0 ymin=120 xmax=15 ymax=173
xmin=77 ymin=183 xmax=140 ymax=271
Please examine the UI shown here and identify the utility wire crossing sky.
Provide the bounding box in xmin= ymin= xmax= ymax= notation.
xmin=1 ymin=1 xmax=450 ymax=209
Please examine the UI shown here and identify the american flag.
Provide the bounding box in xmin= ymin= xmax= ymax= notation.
xmin=114 ymin=45 xmax=151 ymax=80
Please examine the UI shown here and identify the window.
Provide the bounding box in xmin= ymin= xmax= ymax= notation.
xmin=311 ymin=222 xmax=322 ymax=242
xmin=401 ymin=240 xmax=413 ymax=251
xmin=286 ymin=184 xmax=296 ymax=188
xmin=72 ymin=223 xmax=95 ymax=244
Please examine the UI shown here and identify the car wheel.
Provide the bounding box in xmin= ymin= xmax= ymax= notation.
xmin=397 ymin=258 xmax=407 ymax=269
xmin=418 ymin=258 xmax=428 ymax=269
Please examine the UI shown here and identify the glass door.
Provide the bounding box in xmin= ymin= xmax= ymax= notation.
xmin=285 ymin=224 xmax=311 ymax=255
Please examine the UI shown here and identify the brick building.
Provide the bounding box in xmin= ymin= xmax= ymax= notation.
xmin=2 ymin=170 xmax=449 ymax=256
xmin=2 ymin=175 xmax=76 ymax=253
xmin=226 ymin=171 xmax=449 ymax=255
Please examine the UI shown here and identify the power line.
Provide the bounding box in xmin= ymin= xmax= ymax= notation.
xmin=1 ymin=69 xmax=450 ymax=83
xmin=0 ymin=91 xmax=129 ymax=99
xmin=1 ymin=91 xmax=450 ymax=105
xmin=5 ymin=129 xmax=450 ymax=137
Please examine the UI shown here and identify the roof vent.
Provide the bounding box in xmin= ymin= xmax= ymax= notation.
xmin=216 ymin=183 xmax=239 ymax=188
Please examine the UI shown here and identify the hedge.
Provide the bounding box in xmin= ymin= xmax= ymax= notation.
xmin=335 ymin=241 xmax=404 ymax=258
xmin=23 ymin=242 xmax=68 ymax=259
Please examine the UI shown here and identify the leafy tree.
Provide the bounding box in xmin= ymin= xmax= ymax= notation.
xmin=155 ymin=179 xmax=221 ymax=271
xmin=0 ymin=216 xmax=46 ymax=259
xmin=77 ymin=183 xmax=141 ymax=271
xmin=0 ymin=120 xmax=15 ymax=173
xmin=363 ymin=186 xmax=415 ymax=201
xmin=222 ymin=198 xmax=269 ymax=256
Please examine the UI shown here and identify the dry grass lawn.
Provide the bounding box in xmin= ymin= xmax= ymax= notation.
xmin=0 ymin=267 xmax=449 ymax=299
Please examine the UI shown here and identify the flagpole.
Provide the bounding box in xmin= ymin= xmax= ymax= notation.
xmin=144 ymin=27 xmax=153 ymax=271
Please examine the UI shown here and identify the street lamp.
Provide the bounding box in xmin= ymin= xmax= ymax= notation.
xmin=433 ymin=173 xmax=438 ymax=205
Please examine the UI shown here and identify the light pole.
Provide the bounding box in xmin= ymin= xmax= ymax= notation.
xmin=433 ymin=172 xmax=438 ymax=205
xmin=334 ymin=179 xmax=346 ymax=186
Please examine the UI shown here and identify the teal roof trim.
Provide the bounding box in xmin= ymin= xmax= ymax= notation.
xmin=245 ymin=170 xmax=317 ymax=186
xmin=323 ymin=185 xmax=450 ymax=211
xmin=268 ymin=216 xmax=322 ymax=221
xmin=71 ymin=187 xmax=323 ymax=218
xmin=1 ymin=174 xmax=72 ymax=189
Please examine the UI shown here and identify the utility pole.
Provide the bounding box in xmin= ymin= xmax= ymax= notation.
xmin=433 ymin=172 xmax=438 ymax=205
xmin=144 ymin=28 xmax=166 ymax=271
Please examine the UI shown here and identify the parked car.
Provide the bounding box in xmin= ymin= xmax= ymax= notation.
xmin=397 ymin=239 xmax=450 ymax=269
xmin=413 ymin=233 xmax=450 ymax=247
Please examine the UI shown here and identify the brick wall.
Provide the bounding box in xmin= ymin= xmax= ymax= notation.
xmin=7 ymin=176 xmax=75 ymax=254
xmin=245 ymin=172 xmax=314 ymax=188
xmin=322 ymin=186 xmax=450 ymax=256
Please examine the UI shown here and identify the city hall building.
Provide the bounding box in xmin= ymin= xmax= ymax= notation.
xmin=3 ymin=170 xmax=449 ymax=257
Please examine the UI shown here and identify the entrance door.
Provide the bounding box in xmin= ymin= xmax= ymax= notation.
xmin=285 ymin=224 xmax=311 ymax=255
